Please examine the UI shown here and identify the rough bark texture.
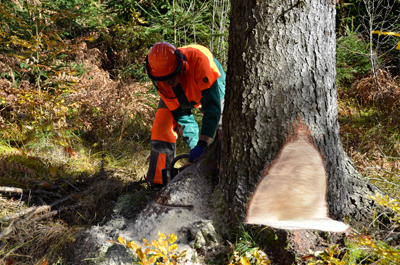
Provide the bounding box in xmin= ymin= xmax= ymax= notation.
xmin=221 ymin=0 xmax=380 ymax=226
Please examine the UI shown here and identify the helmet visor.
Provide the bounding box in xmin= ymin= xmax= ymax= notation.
xmin=146 ymin=58 xmax=182 ymax=81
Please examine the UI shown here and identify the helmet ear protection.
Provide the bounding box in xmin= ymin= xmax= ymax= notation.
xmin=145 ymin=49 xmax=187 ymax=81
xmin=175 ymin=49 xmax=188 ymax=73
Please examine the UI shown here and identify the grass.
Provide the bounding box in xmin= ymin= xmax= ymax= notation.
xmin=338 ymin=96 xmax=400 ymax=198
xmin=0 ymin=85 xmax=196 ymax=264
xmin=2 ymin=90 xmax=400 ymax=264
xmin=1 ymin=61 xmax=400 ymax=264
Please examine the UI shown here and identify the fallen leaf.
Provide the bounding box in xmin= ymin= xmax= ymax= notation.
xmin=49 ymin=167 xmax=57 ymax=177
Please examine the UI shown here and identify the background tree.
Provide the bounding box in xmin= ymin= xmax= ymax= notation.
xmin=136 ymin=0 xmax=230 ymax=63
xmin=220 ymin=0 xmax=381 ymax=225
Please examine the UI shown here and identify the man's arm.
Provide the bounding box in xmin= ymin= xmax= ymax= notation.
xmin=171 ymin=108 xmax=199 ymax=150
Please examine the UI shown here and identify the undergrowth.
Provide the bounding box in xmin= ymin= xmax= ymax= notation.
xmin=338 ymin=69 xmax=400 ymax=198
xmin=115 ymin=232 xmax=187 ymax=265
xmin=0 ymin=1 xmax=399 ymax=264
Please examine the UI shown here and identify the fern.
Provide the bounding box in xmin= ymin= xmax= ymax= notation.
xmin=0 ymin=160 xmax=36 ymax=178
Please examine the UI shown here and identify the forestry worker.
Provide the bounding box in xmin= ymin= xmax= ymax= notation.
xmin=145 ymin=42 xmax=226 ymax=187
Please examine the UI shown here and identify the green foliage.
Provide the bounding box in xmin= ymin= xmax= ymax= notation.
xmin=105 ymin=0 xmax=141 ymax=24
xmin=227 ymin=223 xmax=271 ymax=265
xmin=336 ymin=25 xmax=371 ymax=87
xmin=308 ymin=193 xmax=400 ymax=265
xmin=136 ymin=0 xmax=229 ymax=62
xmin=0 ymin=1 xmax=94 ymax=134
xmin=308 ymin=245 xmax=348 ymax=265
xmin=136 ymin=0 xmax=210 ymax=44
xmin=337 ymin=0 xmax=400 ymax=75
xmin=55 ymin=0 xmax=108 ymax=32
xmin=342 ymin=239 xmax=371 ymax=265
xmin=98 ymin=8 xmax=161 ymax=80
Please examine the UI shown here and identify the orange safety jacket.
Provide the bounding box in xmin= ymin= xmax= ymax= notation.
xmin=147 ymin=45 xmax=226 ymax=185
xmin=157 ymin=44 xmax=222 ymax=111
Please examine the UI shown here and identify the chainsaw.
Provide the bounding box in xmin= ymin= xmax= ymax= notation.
xmin=161 ymin=154 xmax=191 ymax=185
xmin=148 ymin=154 xmax=194 ymax=210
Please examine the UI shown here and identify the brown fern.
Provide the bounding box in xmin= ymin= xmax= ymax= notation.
xmin=351 ymin=69 xmax=400 ymax=113
xmin=0 ymin=160 xmax=36 ymax=178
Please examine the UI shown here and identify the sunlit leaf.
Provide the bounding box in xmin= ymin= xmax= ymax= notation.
xmin=178 ymin=250 xmax=187 ymax=258
xmin=118 ymin=236 xmax=126 ymax=245
xmin=127 ymin=241 xmax=139 ymax=250
xmin=136 ymin=248 xmax=146 ymax=262
xmin=168 ymin=244 xmax=178 ymax=253
xmin=142 ymin=238 xmax=151 ymax=246
xmin=240 ymin=256 xmax=251 ymax=265
xmin=148 ymin=256 xmax=157 ymax=264
xmin=168 ymin=233 xmax=177 ymax=244
xmin=152 ymin=240 xmax=159 ymax=248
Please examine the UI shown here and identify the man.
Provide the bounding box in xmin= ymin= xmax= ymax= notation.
xmin=145 ymin=42 xmax=226 ymax=187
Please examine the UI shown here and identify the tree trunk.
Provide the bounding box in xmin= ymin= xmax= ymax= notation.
xmin=220 ymin=0 xmax=380 ymax=226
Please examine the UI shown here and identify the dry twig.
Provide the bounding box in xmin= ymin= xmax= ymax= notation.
xmin=0 ymin=206 xmax=37 ymax=223
xmin=0 ymin=186 xmax=63 ymax=198
xmin=0 ymin=186 xmax=23 ymax=194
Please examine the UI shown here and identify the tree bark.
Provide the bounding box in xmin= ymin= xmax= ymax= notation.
xmin=220 ymin=0 xmax=380 ymax=226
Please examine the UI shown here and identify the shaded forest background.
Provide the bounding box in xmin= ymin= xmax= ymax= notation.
xmin=0 ymin=0 xmax=400 ymax=264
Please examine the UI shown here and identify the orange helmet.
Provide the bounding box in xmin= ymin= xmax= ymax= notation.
xmin=146 ymin=42 xmax=187 ymax=81
xmin=146 ymin=42 xmax=184 ymax=81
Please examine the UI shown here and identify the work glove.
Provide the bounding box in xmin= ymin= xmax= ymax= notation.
xmin=189 ymin=140 xmax=208 ymax=162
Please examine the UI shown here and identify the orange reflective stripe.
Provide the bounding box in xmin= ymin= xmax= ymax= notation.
xmin=151 ymin=108 xmax=177 ymax=142
xmin=154 ymin=153 xmax=166 ymax=184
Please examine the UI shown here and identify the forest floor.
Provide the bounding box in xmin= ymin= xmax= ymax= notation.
xmin=1 ymin=47 xmax=400 ymax=264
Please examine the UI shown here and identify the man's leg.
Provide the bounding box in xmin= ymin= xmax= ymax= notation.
xmin=146 ymin=99 xmax=177 ymax=186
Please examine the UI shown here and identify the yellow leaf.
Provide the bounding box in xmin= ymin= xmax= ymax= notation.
xmin=118 ymin=236 xmax=126 ymax=245
xmin=158 ymin=232 xmax=167 ymax=240
xmin=142 ymin=238 xmax=151 ymax=246
xmin=159 ymin=245 xmax=167 ymax=255
xmin=240 ymin=256 xmax=251 ymax=265
xmin=178 ymin=250 xmax=187 ymax=258
xmin=152 ymin=240 xmax=159 ymax=248
xmin=126 ymin=241 xmax=138 ymax=250
xmin=168 ymin=244 xmax=178 ymax=253
xmin=159 ymin=236 xmax=168 ymax=249
xmin=396 ymin=41 xmax=400 ymax=50
xmin=168 ymin=233 xmax=177 ymax=244
xmin=136 ymin=248 xmax=147 ymax=262
xmin=148 ymin=256 xmax=157 ymax=264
